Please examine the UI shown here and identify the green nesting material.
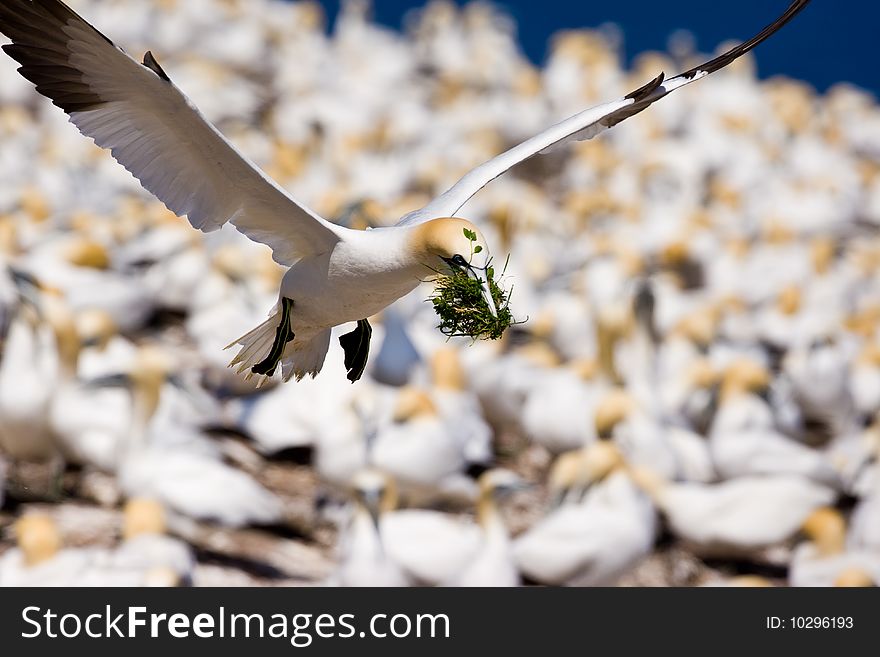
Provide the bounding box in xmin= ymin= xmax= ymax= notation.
xmin=430 ymin=257 xmax=517 ymax=340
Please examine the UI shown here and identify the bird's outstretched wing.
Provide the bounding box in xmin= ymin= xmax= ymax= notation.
xmin=397 ymin=0 xmax=811 ymax=227
xmin=0 ymin=0 xmax=341 ymax=265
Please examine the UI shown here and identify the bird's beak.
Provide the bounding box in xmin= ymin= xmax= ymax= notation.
xmin=493 ymin=478 xmax=533 ymax=501
xmin=362 ymin=490 xmax=382 ymax=531
xmin=83 ymin=373 xmax=131 ymax=389
xmin=443 ymin=255 xmax=498 ymax=318
xmin=8 ymin=267 xmax=44 ymax=312
xmin=468 ymin=265 xmax=497 ymax=318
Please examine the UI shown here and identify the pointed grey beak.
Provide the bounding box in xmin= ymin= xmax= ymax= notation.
xmin=7 ymin=267 xmax=43 ymax=312
xmin=84 ymin=373 xmax=131 ymax=389
xmin=361 ymin=489 xmax=382 ymax=531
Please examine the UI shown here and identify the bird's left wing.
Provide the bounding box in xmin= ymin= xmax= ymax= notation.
xmin=397 ymin=0 xmax=811 ymax=227
xmin=0 ymin=0 xmax=341 ymax=266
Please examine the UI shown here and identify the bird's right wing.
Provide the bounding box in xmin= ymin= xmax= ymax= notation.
xmin=397 ymin=0 xmax=811 ymax=226
xmin=0 ymin=0 xmax=341 ymax=266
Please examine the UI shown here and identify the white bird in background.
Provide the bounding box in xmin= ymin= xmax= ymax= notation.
xmin=789 ymin=507 xmax=880 ymax=587
xmin=629 ymin=468 xmax=837 ymax=558
xmin=0 ymin=0 xmax=812 ymax=383
xmin=515 ymin=456 xmax=657 ymax=586
xmin=97 ymin=347 xmax=284 ymax=527
xmin=381 ymin=469 xmax=525 ymax=586
xmin=331 ymin=469 xmax=411 ymax=587
xmin=0 ymin=514 xmax=94 ymax=586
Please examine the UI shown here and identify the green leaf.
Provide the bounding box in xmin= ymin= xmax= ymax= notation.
xmin=463 ymin=228 xmax=477 ymax=241
xmin=473 ymin=245 xmax=483 ymax=253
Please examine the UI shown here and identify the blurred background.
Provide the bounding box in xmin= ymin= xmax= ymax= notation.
xmin=0 ymin=0 xmax=879 ymax=587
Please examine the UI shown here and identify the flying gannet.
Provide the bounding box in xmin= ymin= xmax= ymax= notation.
xmin=0 ymin=0 xmax=812 ymax=382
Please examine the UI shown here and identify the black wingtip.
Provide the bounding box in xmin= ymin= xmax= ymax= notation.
xmin=143 ymin=50 xmax=171 ymax=82
xmin=625 ymin=72 xmax=665 ymax=101
xmin=678 ymin=0 xmax=812 ymax=79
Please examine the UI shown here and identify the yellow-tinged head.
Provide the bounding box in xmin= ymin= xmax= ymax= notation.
xmin=625 ymin=465 xmax=667 ymax=501
xmin=801 ymin=507 xmax=846 ymax=557
xmin=688 ymin=358 xmax=720 ymax=390
xmin=125 ymin=346 xmax=175 ymax=426
xmin=430 ymin=348 xmax=466 ymax=391
xmin=726 ymin=575 xmax=774 ymax=587
xmin=123 ymin=498 xmax=167 ymax=540
xmin=43 ymin=297 xmax=80 ymax=376
xmin=64 ymin=239 xmax=110 ymax=270
xmin=392 ymin=387 xmax=438 ymax=423
xmin=594 ymin=389 xmax=636 ymax=439
xmin=412 ymin=218 xmax=489 ymax=263
xmin=811 ymin=237 xmax=836 ymax=275
xmin=548 ymin=450 xmax=585 ymax=500
xmin=569 ymin=356 xmax=600 ymax=381
xmin=555 ymin=441 xmax=627 ymax=492
xmin=673 ymin=307 xmax=719 ymax=348
xmin=76 ymin=309 xmax=118 ymax=350
xmin=411 ymin=217 xmax=497 ymax=317
xmin=352 ymin=469 xmax=398 ymax=527
xmin=833 ymin=567 xmax=876 ymax=587
xmin=776 ymin=285 xmax=802 ymax=316
xmin=721 ymin=359 xmax=771 ymax=401
xmin=15 ymin=514 xmax=61 ymax=567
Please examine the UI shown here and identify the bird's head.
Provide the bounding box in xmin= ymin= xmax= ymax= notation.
xmin=430 ymin=347 xmax=466 ymax=391
xmin=412 ymin=217 xmax=497 ymax=317
xmin=594 ymin=388 xmax=637 ymax=439
xmin=76 ymin=309 xmax=118 ymax=350
xmin=123 ymin=498 xmax=167 ymax=540
xmin=801 ymin=507 xmax=846 ymax=557
xmin=352 ymin=469 xmax=398 ymax=529
xmin=15 ymin=514 xmax=61 ymax=567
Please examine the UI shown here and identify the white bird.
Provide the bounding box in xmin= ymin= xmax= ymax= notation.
xmin=0 ymin=0 xmax=812 ymax=383
xmin=514 ymin=469 xmax=657 ymax=586
xmin=381 ymin=469 xmax=525 ymax=586
xmin=0 ymin=514 xmax=96 ymax=586
xmin=789 ymin=507 xmax=879 ymax=587
xmin=709 ymin=361 xmax=843 ymax=487
xmin=0 ymin=305 xmax=59 ymax=468
xmin=371 ymin=386 xmax=475 ymax=504
xmin=521 ymin=359 xmax=606 ymax=454
xmin=428 ymin=347 xmax=493 ymax=466
xmin=848 ymin=431 xmax=880 ymax=550
xmin=0 ymin=510 xmax=185 ymax=587
xmin=102 ymin=498 xmax=195 ymax=586
xmin=630 ymin=468 xmax=837 ymax=558
xmin=331 ymin=469 xmax=412 ymax=587
xmin=102 ymin=347 xmax=284 ymax=527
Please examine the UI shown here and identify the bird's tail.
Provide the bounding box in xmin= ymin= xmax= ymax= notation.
xmin=225 ymin=307 xmax=331 ymax=385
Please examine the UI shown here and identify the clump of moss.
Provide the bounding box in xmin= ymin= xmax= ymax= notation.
xmin=429 ymin=255 xmax=518 ymax=340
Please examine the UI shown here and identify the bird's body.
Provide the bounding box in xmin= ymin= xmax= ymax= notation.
xmin=634 ymin=471 xmax=837 ymax=557
xmin=515 ymin=471 xmax=657 ymax=586
xmin=281 ymin=228 xmax=424 ymax=327
xmin=251 ymin=227 xmax=426 ymax=378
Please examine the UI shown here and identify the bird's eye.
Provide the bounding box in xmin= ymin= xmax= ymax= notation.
xmin=451 ymin=254 xmax=468 ymax=267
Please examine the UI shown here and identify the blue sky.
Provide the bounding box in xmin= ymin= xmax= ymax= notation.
xmin=314 ymin=1 xmax=874 ymax=96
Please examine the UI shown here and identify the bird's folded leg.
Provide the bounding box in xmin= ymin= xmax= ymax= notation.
xmin=339 ymin=318 xmax=372 ymax=383
xmin=252 ymin=297 xmax=295 ymax=377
